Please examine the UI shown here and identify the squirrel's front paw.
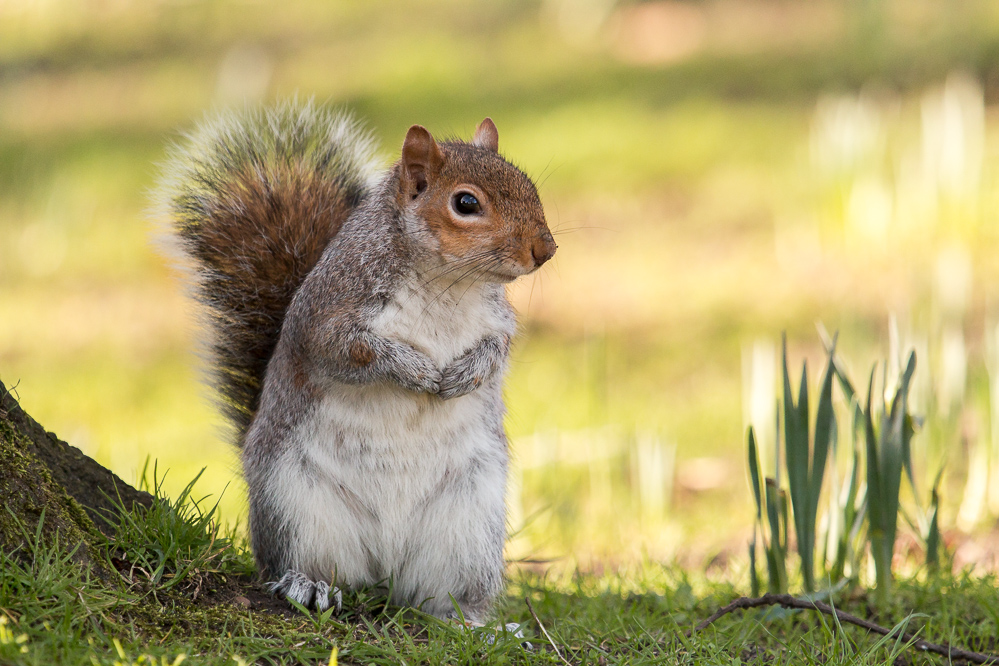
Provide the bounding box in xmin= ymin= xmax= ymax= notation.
xmin=438 ymin=364 xmax=481 ymax=400
xmin=398 ymin=352 xmax=442 ymax=394
xmin=267 ymin=570 xmax=342 ymax=614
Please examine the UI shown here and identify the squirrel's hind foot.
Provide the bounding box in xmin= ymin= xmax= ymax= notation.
xmin=267 ymin=570 xmax=342 ymax=614
xmin=453 ymin=620 xmax=532 ymax=650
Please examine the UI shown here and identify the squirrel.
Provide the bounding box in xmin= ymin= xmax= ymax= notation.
xmin=159 ymin=101 xmax=556 ymax=623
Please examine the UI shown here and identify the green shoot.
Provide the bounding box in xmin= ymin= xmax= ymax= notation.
xmin=863 ymin=352 xmax=915 ymax=607
xmin=781 ymin=335 xmax=837 ymax=593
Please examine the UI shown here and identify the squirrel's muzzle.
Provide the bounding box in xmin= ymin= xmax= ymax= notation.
xmin=531 ymin=231 xmax=557 ymax=268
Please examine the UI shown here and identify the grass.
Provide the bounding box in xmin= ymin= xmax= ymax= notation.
xmin=2 ymin=474 xmax=999 ymax=665
xmin=108 ymin=462 xmax=249 ymax=595
xmin=1 ymin=472 xmax=998 ymax=665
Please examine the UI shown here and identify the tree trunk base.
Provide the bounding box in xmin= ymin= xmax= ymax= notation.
xmin=0 ymin=379 xmax=153 ymax=573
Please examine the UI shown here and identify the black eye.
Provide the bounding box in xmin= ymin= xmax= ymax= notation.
xmin=453 ymin=192 xmax=481 ymax=216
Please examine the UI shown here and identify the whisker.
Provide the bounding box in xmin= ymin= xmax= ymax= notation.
xmin=551 ymin=225 xmax=609 ymax=235
xmin=455 ymin=257 xmax=503 ymax=307
xmin=387 ymin=251 xmax=494 ymax=315
xmin=414 ymin=251 xmax=495 ymax=289
xmin=537 ymin=161 xmax=562 ymax=190
xmin=527 ymin=269 xmax=539 ymax=314
xmin=414 ymin=254 xmax=498 ymax=330
xmin=534 ymin=157 xmax=555 ymax=190
xmin=409 ymin=249 xmax=493 ymax=286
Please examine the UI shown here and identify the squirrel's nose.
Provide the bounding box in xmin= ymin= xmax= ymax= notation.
xmin=531 ymin=232 xmax=557 ymax=267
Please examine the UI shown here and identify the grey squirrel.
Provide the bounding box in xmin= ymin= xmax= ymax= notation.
xmin=160 ymin=101 xmax=556 ymax=623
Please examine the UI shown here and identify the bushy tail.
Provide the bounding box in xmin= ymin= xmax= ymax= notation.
xmin=159 ymin=101 xmax=381 ymax=444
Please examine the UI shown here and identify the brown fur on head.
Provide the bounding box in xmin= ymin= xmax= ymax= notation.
xmin=397 ymin=118 xmax=556 ymax=282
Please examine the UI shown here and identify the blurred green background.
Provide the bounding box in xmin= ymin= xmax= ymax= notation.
xmin=4 ymin=0 xmax=999 ymax=571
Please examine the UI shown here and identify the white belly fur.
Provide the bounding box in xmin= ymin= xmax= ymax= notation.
xmin=271 ymin=276 xmax=510 ymax=593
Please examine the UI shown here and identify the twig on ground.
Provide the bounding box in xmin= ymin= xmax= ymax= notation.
xmin=525 ymin=597 xmax=571 ymax=666
xmin=689 ymin=593 xmax=998 ymax=665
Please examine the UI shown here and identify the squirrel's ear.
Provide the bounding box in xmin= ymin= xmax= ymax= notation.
xmin=401 ymin=125 xmax=442 ymax=197
xmin=472 ymin=118 xmax=499 ymax=152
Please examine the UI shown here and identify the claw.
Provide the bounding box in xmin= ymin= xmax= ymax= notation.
xmin=315 ymin=580 xmax=331 ymax=612
xmin=267 ymin=570 xmax=341 ymax=614
xmin=285 ymin=571 xmax=316 ymax=608
xmin=479 ymin=622 xmax=533 ymax=649
xmin=314 ymin=580 xmax=342 ymax=614
xmin=265 ymin=570 xmax=297 ymax=594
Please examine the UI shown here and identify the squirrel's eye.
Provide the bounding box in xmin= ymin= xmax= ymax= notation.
xmin=453 ymin=192 xmax=481 ymax=216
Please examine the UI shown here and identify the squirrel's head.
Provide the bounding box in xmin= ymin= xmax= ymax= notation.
xmin=396 ymin=118 xmax=556 ymax=282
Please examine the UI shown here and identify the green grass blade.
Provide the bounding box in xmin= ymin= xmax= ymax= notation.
xmin=809 ymin=340 xmax=837 ymax=585
xmin=764 ymin=479 xmax=788 ymax=594
xmin=822 ymin=410 xmax=840 ymax=574
xmin=833 ymin=430 xmax=864 ymax=582
xmin=873 ymin=351 xmax=914 ymax=603
xmin=782 ymin=336 xmax=813 ymax=591
xmin=877 ymin=409 xmax=902 ymax=603
xmin=748 ymin=426 xmax=763 ymax=521
xmin=863 ymin=367 xmax=880 ymax=517
xmin=747 ymin=426 xmax=770 ymax=593
xmin=777 ymin=487 xmax=790 ymax=593
xmin=863 ymin=366 xmax=888 ymax=604
xmin=926 ymin=467 xmax=943 ymax=570
xmin=847 ymin=493 xmax=869 ymax=578
xmin=884 ymin=355 xmax=914 ymax=532
xmin=818 ymin=325 xmax=864 ymax=427
xmin=812 ymin=343 xmax=837 ymax=500
xmin=798 ymin=362 xmax=810 ymax=438
xmin=898 ymin=352 xmax=918 ymax=496
xmin=795 ymin=360 xmax=814 ymax=592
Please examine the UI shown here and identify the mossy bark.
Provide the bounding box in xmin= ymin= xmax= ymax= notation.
xmin=0 ymin=379 xmax=152 ymax=573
